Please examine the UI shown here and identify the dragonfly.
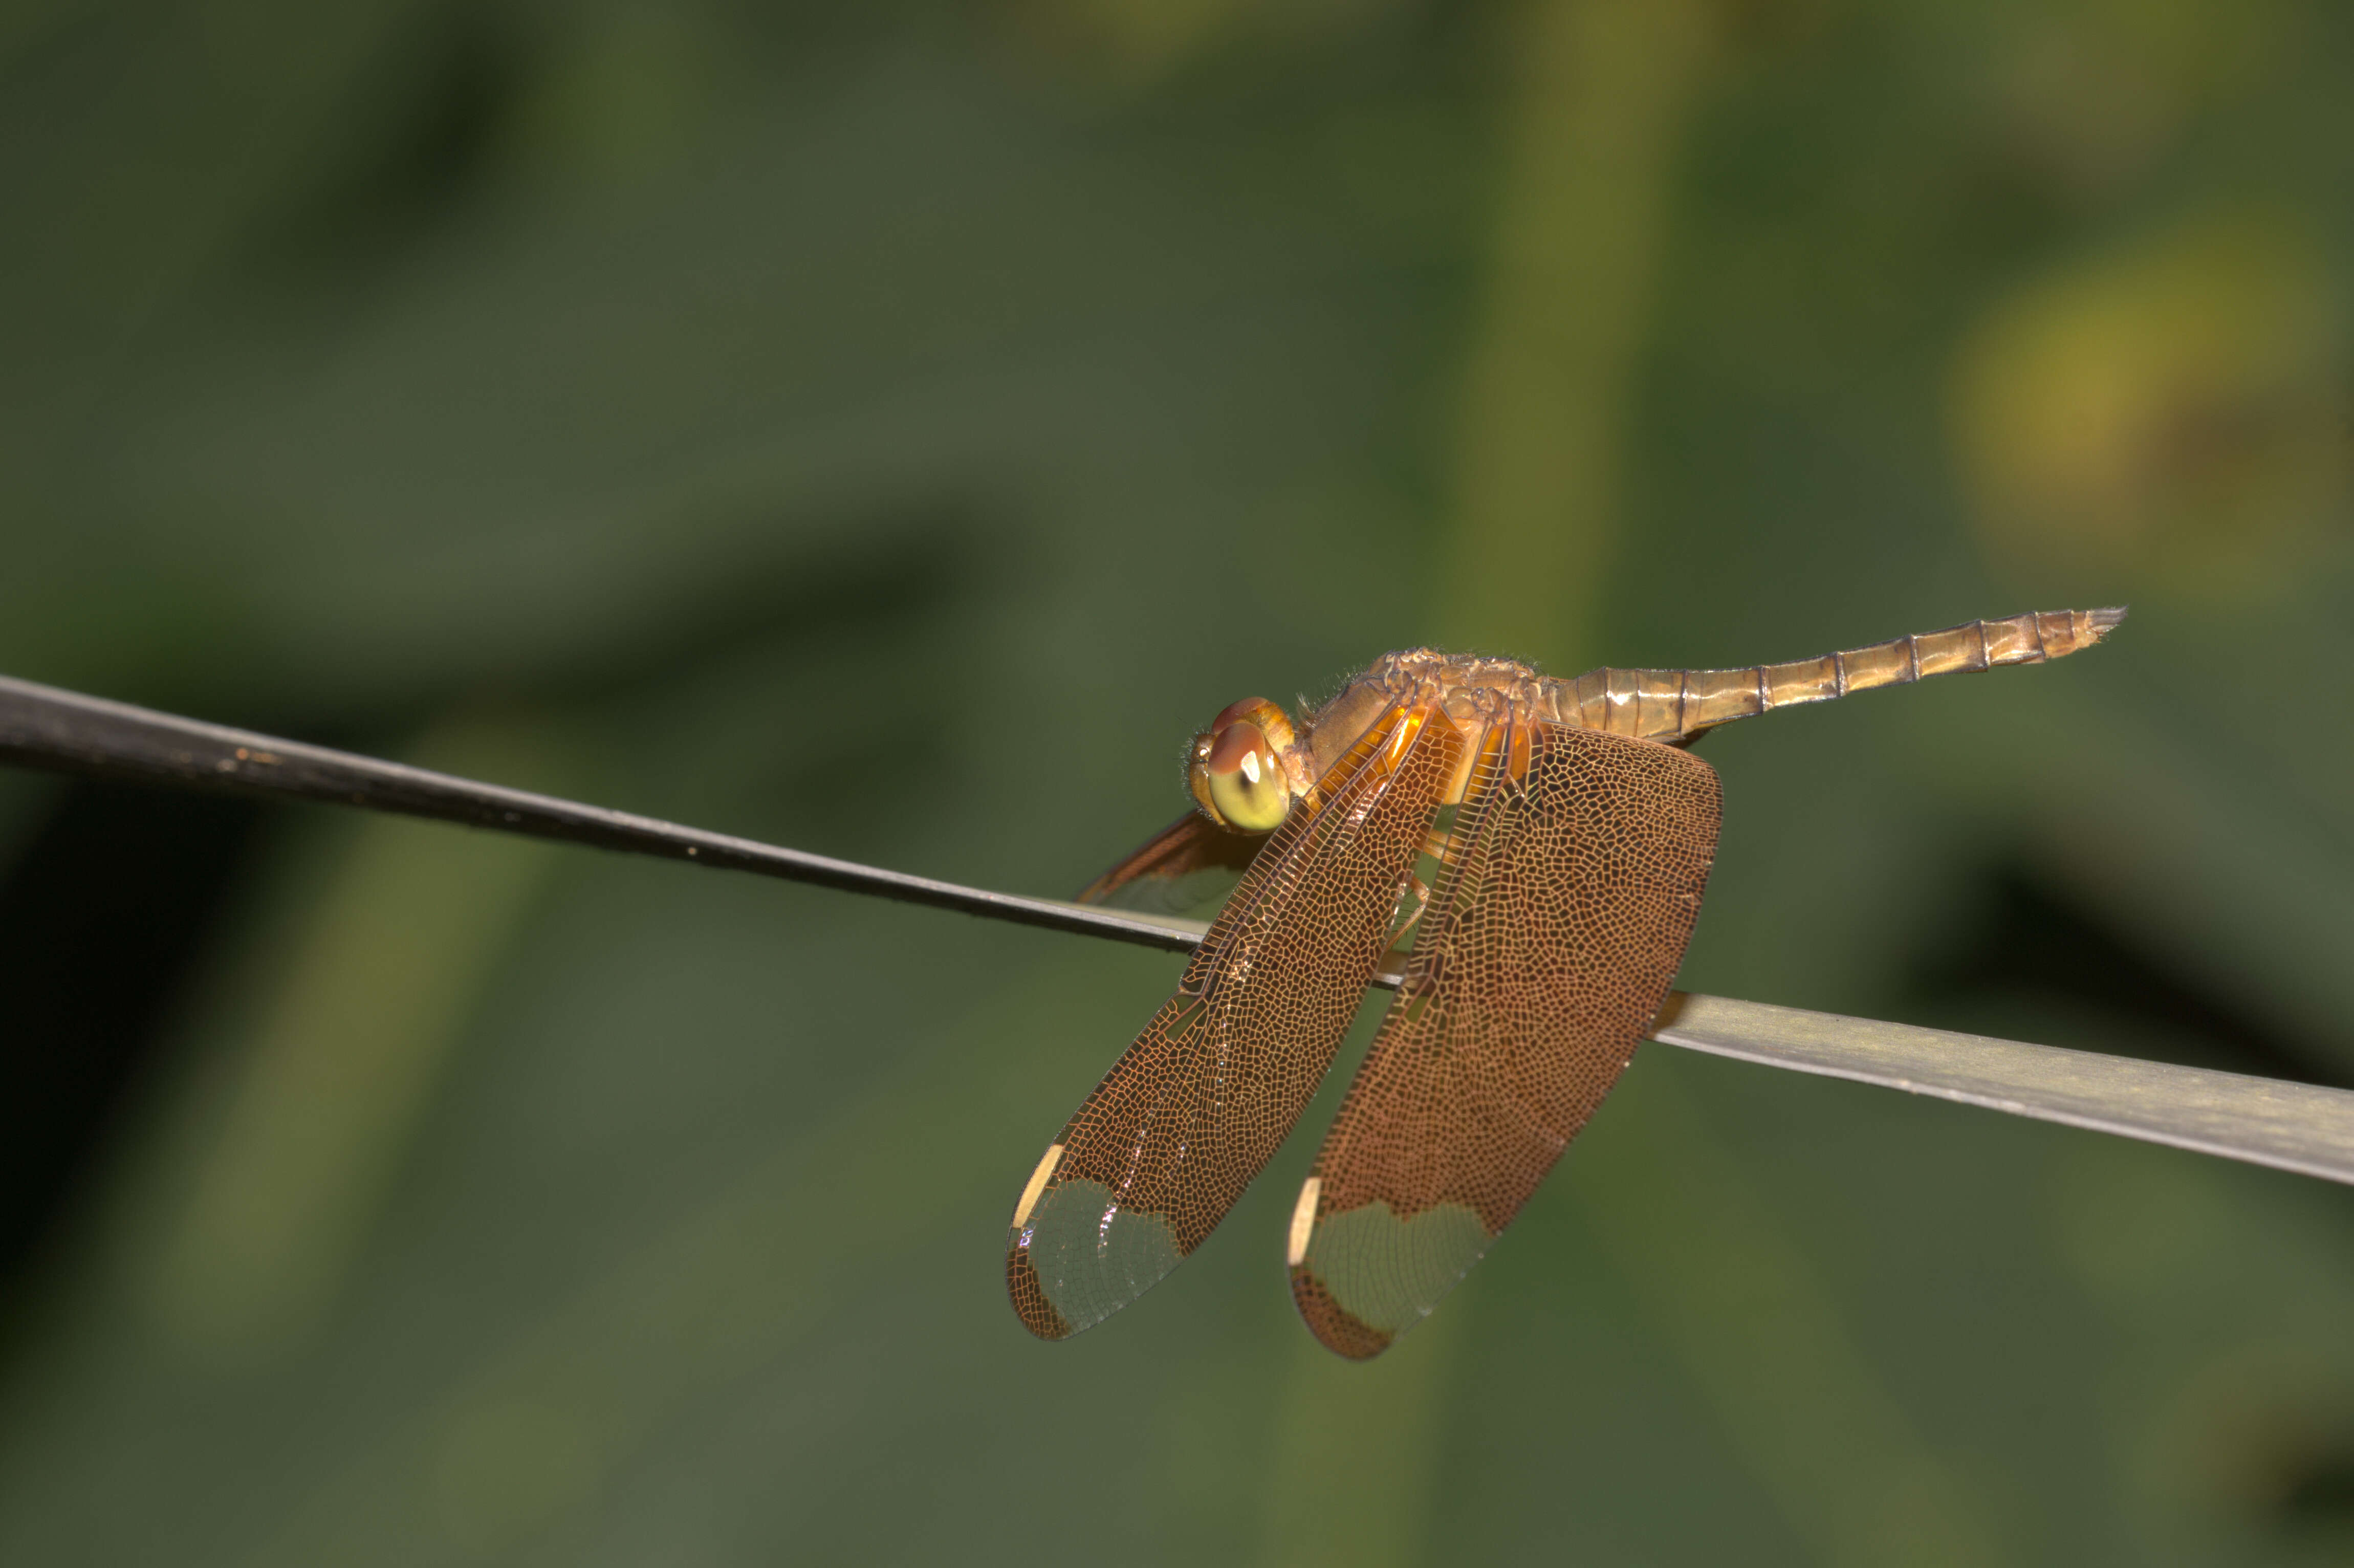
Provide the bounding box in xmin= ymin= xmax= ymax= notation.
xmin=1008 ymin=607 xmax=2125 ymax=1359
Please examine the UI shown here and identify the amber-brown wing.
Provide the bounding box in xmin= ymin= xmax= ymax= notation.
xmin=1074 ymin=810 xmax=1268 ymax=905
xmin=1009 ymin=706 xmax=1463 ymax=1340
xmin=1288 ymin=721 xmax=1721 ymax=1359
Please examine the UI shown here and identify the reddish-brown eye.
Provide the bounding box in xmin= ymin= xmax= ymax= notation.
xmin=1207 ymin=698 xmax=1266 ymax=735
xmin=1204 ymin=719 xmax=1290 ymax=832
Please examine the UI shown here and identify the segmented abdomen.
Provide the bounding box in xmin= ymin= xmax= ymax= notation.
xmin=1547 ymin=607 xmax=2126 ymax=743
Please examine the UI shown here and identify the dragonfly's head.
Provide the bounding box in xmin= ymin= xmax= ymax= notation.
xmin=1188 ymin=697 xmax=1307 ymax=834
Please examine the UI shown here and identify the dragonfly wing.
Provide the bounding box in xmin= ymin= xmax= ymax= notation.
xmin=1010 ymin=705 xmax=1463 ymax=1340
xmin=1289 ymin=721 xmax=1721 ymax=1359
xmin=1075 ymin=810 xmax=1267 ymax=905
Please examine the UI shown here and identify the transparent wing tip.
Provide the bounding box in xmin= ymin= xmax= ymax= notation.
xmin=1007 ymin=1246 xmax=1076 ymax=1339
xmin=1006 ymin=1177 xmax=1185 ymax=1342
xmin=1290 ymin=1265 xmax=1395 ymax=1361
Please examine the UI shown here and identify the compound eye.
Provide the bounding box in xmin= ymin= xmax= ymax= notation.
xmin=1206 ymin=698 xmax=1267 ymax=736
xmin=1204 ymin=720 xmax=1290 ymax=832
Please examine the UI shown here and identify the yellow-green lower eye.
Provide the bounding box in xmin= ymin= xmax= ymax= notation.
xmin=1206 ymin=721 xmax=1290 ymax=832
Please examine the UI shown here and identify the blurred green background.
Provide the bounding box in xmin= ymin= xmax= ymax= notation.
xmin=2 ymin=0 xmax=2351 ymax=1562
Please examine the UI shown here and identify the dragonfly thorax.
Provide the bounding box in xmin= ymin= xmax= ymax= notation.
xmin=1294 ymin=648 xmax=1549 ymax=785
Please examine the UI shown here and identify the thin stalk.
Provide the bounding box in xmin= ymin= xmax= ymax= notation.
xmin=6 ymin=672 xmax=2353 ymax=1188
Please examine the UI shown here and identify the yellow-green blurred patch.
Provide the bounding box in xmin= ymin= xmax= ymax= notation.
xmin=146 ymin=717 xmax=569 ymax=1357
xmin=1985 ymin=0 xmax=2291 ymax=196
xmin=1950 ymin=212 xmax=2346 ymax=603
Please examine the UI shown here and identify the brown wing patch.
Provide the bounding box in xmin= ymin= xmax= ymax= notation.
xmin=1075 ymin=810 xmax=1267 ymax=905
xmin=1290 ymin=721 xmax=1720 ymax=1359
xmin=1009 ymin=705 xmax=1462 ymax=1339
